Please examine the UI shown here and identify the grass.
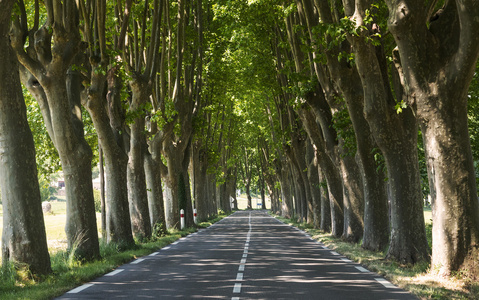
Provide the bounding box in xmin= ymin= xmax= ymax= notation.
xmin=272 ymin=212 xmax=479 ymax=300
xmin=0 ymin=211 xmax=231 ymax=300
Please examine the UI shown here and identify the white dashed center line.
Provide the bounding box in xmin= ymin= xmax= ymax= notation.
xmin=233 ymin=283 xmax=242 ymax=293
xmin=232 ymin=212 xmax=252 ymax=299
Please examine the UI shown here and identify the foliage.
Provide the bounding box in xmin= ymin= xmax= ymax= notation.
xmin=93 ymin=189 xmax=101 ymax=213
xmin=24 ymin=90 xmax=61 ymax=180
xmin=468 ymin=62 xmax=479 ymax=189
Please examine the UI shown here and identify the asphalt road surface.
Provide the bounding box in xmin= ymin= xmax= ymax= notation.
xmin=56 ymin=210 xmax=417 ymax=299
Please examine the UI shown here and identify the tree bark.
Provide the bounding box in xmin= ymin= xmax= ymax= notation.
xmin=127 ymin=81 xmax=152 ymax=240
xmin=386 ymin=0 xmax=479 ymax=274
xmin=0 ymin=0 xmax=51 ymax=274
xmin=83 ymin=65 xmax=134 ymax=247
xmin=144 ymin=153 xmax=167 ymax=235
xmin=11 ymin=1 xmax=100 ymax=261
xmin=310 ymin=0 xmax=389 ymax=250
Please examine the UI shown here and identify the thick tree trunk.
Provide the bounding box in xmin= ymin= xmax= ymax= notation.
xmin=207 ymin=173 xmax=218 ymax=217
xmin=46 ymin=80 xmax=100 ymax=260
xmin=144 ymin=154 xmax=167 ymax=236
xmin=245 ymin=183 xmax=253 ymax=210
xmin=163 ymin=140 xmax=191 ymax=228
xmin=318 ymin=168 xmax=332 ymax=232
xmin=0 ymin=2 xmax=51 ymax=273
xmin=191 ymin=143 xmax=209 ymax=221
xmin=11 ymin=12 xmax=100 ymax=260
xmin=423 ymin=103 xmax=479 ymax=274
xmin=386 ymin=0 xmax=479 ymax=274
xmin=128 ymin=82 xmax=152 ymax=240
xmin=84 ymin=71 xmax=134 ymax=247
xmin=339 ymin=152 xmax=364 ymax=243
xmin=278 ymin=159 xmax=294 ymax=218
xmin=182 ymin=166 xmax=195 ymax=228
xmin=385 ymin=138 xmax=429 ymax=263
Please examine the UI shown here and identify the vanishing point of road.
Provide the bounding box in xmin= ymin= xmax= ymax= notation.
xmin=56 ymin=210 xmax=417 ymax=299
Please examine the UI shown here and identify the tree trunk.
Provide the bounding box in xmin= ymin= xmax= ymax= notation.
xmin=386 ymin=0 xmax=479 ymax=274
xmin=423 ymin=101 xmax=479 ymax=274
xmin=127 ymin=81 xmax=152 ymax=240
xmin=278 ymin=158 xmax=294 ymax=218
xmin=339 ymin=151 xmax=364 ymax=243
xmin=0 ymin=1 xmax=51 ymax=273
xmin=163 ymin=140 xmax=191 ymax=228
xmin=11 ymin=7 xmax=100 ymax=261
xmin=84 ymin=69 xmax=134 ymax=247
xmin=307 ymin=147 xmax=322 ymax=229
xmin=298 ymin=107 xmax=343 ymax=236
xmin=245 ymin=183 xmax=252 ymax=210
xmin=144 ymin=154 xmax=167 ymax=236
xmin=318 ymin=168 xmax=332 ymax=232
xmin=99 ymin=145 xmax=106 ymax=241
xmin=191 ymin=142 xmax=209 ymax=221
xmin=310 ymin=0 xmax=390 ymax=251
xmin=48 ymin=80 xmax=100 ymax=260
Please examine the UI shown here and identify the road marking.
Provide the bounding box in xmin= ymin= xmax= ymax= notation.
xmin=67 ymin=283 xmax=94 ymax=294
xmin=375 ymin=278 xmax=398 ymax=289
xmin=330 ymin=251 xmax=340 ymax=255
xmin=340 ymin=258 xmax=352 ymax=263
xmin=240 ymin=258 xmax=246 ymax=264
xmin=130 ymin=258 xmax=145 ymax=264
xmin=355 ymin=266 xmax=370 ymax=273
xmin=172 ymin=241 xmax=179 ymax=245
xmin=239 ymin=265 xmax=245 ymax=271
xmin=242 ymin=254 xmax=247 ymax=258
xmin=244 ymin=249 xmax=248 ymax=254
xmin=105 ymin=269 xmax=124 ymax=276
xmin=233 ymin=283 xmax=242 ymax=293
xmin=236 ymin=273 xmax=244 ymax=281
xmin=162 ymin=246 xmax=171 ymax=250
xmin=149 ymin=252 xmax=159 ymax=256
xmin=232 ymin=298 xmax=240 ymax=300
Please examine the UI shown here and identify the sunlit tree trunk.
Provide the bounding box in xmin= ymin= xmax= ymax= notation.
xmin=0 ymin=0 xmax=51 ymax=274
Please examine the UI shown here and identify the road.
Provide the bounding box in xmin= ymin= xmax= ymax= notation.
xmin=57 ymin=210 xmax=417 ymax=299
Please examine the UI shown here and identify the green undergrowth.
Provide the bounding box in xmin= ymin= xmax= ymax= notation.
xmin=0 ymin=211 xmax=230 ymax=300
xmin=272 ymin=214 xmax=479 ymax=300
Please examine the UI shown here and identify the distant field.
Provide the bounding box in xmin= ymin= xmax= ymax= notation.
xmin=0 ymin=200 xmax=101 ymax=254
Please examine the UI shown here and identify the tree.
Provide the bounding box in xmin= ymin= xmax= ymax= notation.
xmin=78 ymin=0 xmax=134 ymax=246
xmin=11 ymin=0 xmax=100 ymax=260
xmin=0 ymin=0 xmax=51 ymax=275
xmin=385 ymin=0 xmax=479 ymax=274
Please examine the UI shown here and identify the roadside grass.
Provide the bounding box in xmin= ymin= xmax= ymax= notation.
xmin=272 ymin=213 xmax=479 ymax=300
xmin=0 ymin=211 xmax=230 ymax=300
